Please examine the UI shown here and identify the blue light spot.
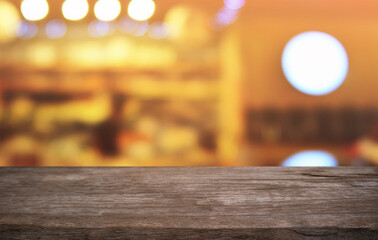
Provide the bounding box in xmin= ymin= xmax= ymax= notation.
xmin=282 ymin=31 xmax=349 ymax=96
xmin=224 ymin=0 xmax=245 ymax=10
xmin=88 ymin=20 xmax=110 ymax=38
xmin=46 ymin=19 xmax=66 ymax=39
xmin=148 ymin=22 xmax=169 ymax=39
xmin=216 ymin=7 xmax=238 ymax=25
xmin=16 ymin=20 xmax=37 ymax=39
xmin=282 ymin=150 xmax=338 ymax=167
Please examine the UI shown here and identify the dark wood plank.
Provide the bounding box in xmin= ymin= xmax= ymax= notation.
xmin=0 ymin=167 xmax=377 ymax=239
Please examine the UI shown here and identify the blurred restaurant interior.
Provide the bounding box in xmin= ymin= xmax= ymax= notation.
xmin=0 ymin=0 xmax=377 ymax=166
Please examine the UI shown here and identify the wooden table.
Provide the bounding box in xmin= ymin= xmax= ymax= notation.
xmin=0 ymin=167 xmax=377 ymax=239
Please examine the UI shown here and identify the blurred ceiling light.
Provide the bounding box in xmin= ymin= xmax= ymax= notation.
xmin=16 ymin=20 xmax=38 ymax=39
xmin=282 ymin=31 xmax=349 ymax=96
xmin=94 ymin=0 xmax=121 ymax=21
xmin=282 ymin=150 xmax=338 ymax=167
xmin=88 ymin=20 xmax=110 ymax=38
xmin=0 ymin=1 xmax=20 ymax=42
xmin=21 ymin=0 xmax=49 ymax=21
xmin=62 ymin=0 xmax=89 ymax=21
xmin=45 ymin=19 xmax=66 ymax=39
xmin=128 ymin=0 xmax=155 ymax=21
xmin=224 ymin=0 xmax=245 ymax=10
xmin=148 ymin=22 xmax=169 ymax=39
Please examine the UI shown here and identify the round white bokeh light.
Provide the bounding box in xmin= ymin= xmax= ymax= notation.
xmin=128 ymin=0 xmax=155 ymax=21
xmin=21 ymin=0 xmax=49 ymax=21
xmin=282 ymin=31 xmax=349 ymax=96
xmin=282 ymin=150 xmax=338 ymax=167
xmin=94 ymin=0 xmax=121 ymax=22
xmin=62 ymin=0 xmax=89 ymax=21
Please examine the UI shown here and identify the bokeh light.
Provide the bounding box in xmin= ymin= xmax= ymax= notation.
xmin=0 ymin=1 xmax=20 ymax=42
xmin=45 ymin=19 xmax=66 ymax=39
xmin=62 ymin=0 xmax=89 ymax=21
xmin=133 ymin=21 xmax=149 ymax=37
xmin=94 ymin=0 xmax=121 ymax=22
xmin=88 ymin=20 xmax=110 ymax=38
xmin=216 ymin=7 xmax=238 ymax=26
xmin=282 ymin=31 xmax=349 ymax=96
xmin=16 ymin=20 xmax=38 ymax=39
xmin=21 ymin=0 xmax=49 ymax=21
xmin=148 ymin=22 xmax=169 ymax=39
xmin=224 ymin=0 xmax=245 ymax=10
xmin=282 ymin=150 xmax=338 ymax=167
xmin=128 ymin=0 xmax=156 ymax=21
xmin=26 ymin=43 xmax=56 ymax=67
xmin=119 ymin=17 xmax=139 ymax=34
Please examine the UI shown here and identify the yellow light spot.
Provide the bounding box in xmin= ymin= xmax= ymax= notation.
xmin=64 ymin=41 xmax=103 ymax=68
xmin=27 ymin=43 xmax=56 ymax=68
xmin=128 ymin=0 xmax=155 ymax=21
xmin=105 ymin=37 xmax=133 ymax=67
xmin=94 ymin=0 xmax=121 ymax=22
xmin=21 ymin=0 xmax=49 ymax=21
xmin=0 ymin=1 xmax=20 ymax=42
xmin=62 ymin=0 xmax=89 ymax=21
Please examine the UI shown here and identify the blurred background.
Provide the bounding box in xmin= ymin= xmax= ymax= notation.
xmin=0 ymin=0 xmax=377 ymax=166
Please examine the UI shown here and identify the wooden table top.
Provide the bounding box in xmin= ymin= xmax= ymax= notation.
xmin=0 ymin=167 xmax=377 ymax=239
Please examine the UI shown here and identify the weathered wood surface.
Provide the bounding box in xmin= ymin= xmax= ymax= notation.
xmin=0 ymin=167 xmax=377 ymax=239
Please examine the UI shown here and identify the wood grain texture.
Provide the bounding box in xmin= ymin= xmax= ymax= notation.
xmin=0 ymin=167 xmax=377 ymax=239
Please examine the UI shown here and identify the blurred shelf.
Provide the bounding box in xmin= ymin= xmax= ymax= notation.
xmin=0 ymin=63 xmax=219 ymax=77
xmin=0 ymin=66 xmax=220 ymax=100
